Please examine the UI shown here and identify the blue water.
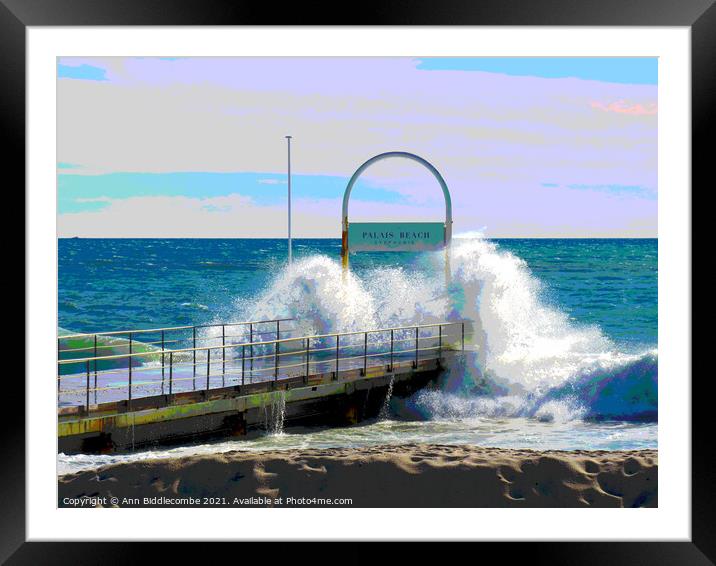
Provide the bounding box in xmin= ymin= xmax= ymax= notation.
xmin=57 ymin=237 xmax=657 ymax=467
xmin=58 ymin=238 xmax=656 ymax=347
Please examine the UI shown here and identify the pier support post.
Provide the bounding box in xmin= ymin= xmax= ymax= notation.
xmin=334 ymin=335 xmax=340 ymax=379
xmin=128 ymin=332 xmax=133 ymax=407
xmin=206 ymin=348 xmax=211 ymax=391
xmin=85 ymin=360 xmax=90 ymax=414
xmin=57 ymin=338 xmax=61 ymax=403
xmin=414 ymin=327 xmax=419 ymax=368
xmin=439 ymin=325 xmax=442 ymax=358
xmin=93 ymin=334 xmax=98 ymax=393
xmin=305 ymin=338 xmax=310 ymax=384
xmin=363 ymin=332 xmax=368 ymax=376
xmin=389 ymin=329 xmax=394 ymax=372
xmin=161 ymin=330 xmax=165 ymax=394
xmin=192 ymin=326 xmax=196 ymax=390
xmin=275 ymin=340 xmax=279 ymax=381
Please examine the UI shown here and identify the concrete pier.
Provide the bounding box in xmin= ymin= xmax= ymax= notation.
xmin=58 ymin=357 xmax=446 ymax=453
xmin=58 ymin=320 xmax=466 ymax=453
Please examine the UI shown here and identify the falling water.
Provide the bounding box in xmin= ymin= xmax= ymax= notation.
xmin=379 ymin=374 xmax=396 ymax=420
xmin=267 ymin=390 xmax=287 ymax=435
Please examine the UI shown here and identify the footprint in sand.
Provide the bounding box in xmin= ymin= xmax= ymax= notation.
xmin=623 ymin=457 xmax=642 ymax=476
xmin=506 ymin=486 xmax=525 ymax=500
xmin=498 ymin=466 xmax=518 ymax=483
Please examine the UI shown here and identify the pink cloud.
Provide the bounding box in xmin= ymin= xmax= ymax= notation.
xmin=590 ymin=100 xmax=657 ymax=115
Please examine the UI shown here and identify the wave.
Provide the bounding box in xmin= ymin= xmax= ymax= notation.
xmin=57 ymin=326 xmax=165 ymax=374
xmin=180 ymin=302 xmax=209 ymax=310
xmin=234 ymin=236 xmax=657 ymax=423
xmin=394 ymin=349 xmax=657 ymax=423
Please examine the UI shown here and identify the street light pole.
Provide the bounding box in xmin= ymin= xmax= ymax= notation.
xmin=286 ymin=135 xmax=292 ymax=265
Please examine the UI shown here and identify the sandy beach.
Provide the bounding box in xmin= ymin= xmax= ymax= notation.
xmin=58 ymin=444 xmax=657 ymax=508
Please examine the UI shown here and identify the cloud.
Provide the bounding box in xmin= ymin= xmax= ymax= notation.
xmin=564 ymin=183 xmax=655 ymax=199
xmin=589 ymin=100 xmax=658 ymax=115
xmin=57 ymin=58 xmax=657 ymax=177
xmin=57 ymin=171 xmax=410 ymax=215
xmin=57 ymin=193 xmax=446 ymax=238
xmin=58 ymin=184 xmax=656 ymax=239
xmin=59 ymin=194 xmax=274 ymax=238
xmin=56 ymin=57 xmax=657 ymax=237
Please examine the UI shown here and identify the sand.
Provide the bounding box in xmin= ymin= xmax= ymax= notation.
xmin=58 ymin=444 xmax=657 ymax=508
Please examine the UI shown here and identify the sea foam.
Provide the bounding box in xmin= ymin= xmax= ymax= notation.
xmin=234 ymin=235 xmax=656 ymax=423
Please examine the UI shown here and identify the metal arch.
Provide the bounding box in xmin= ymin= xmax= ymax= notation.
xmin=341 ymin=151 xmax=453 ymax=244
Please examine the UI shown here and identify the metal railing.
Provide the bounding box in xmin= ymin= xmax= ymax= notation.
xmin=57 ymin=320 xmax=467 ymax=412
xmin=58 ymin=317 xmax=295 ymax=355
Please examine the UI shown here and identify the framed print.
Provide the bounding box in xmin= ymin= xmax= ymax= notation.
xmin=4 ymin=0 xmax=711 ymax=561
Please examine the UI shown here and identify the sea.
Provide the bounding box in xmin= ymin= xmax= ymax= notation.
xmin=57 ymin=236 xmax=657 ymax=475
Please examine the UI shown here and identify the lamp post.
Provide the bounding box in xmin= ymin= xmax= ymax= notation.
xmin=286 ymin=135 xmax=292 ymax=265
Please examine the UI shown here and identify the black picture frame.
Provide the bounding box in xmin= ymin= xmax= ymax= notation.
xmin=4 ymin=0 xmax=708 ymax=561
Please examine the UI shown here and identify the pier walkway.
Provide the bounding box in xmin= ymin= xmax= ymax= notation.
xmin=57 ymin=318 xmax=468 ymax=453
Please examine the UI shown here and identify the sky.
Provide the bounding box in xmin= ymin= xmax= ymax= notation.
xmin=57 ymin=57 xmax=657 ymax=238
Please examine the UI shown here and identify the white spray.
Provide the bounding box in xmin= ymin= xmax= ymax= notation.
xmin=236 ymin=236 xmax=654 ymax=423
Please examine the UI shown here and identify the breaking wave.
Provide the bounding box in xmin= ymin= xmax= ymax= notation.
xmin=232 ymin=236 xmax=656 ymax=423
